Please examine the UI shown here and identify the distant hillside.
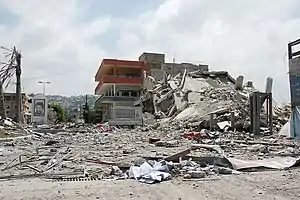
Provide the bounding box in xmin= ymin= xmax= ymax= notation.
xmin=46 ymin=95 xmax=99 ymax=119
xmin=46 ymin=94 xmax=98 ymax=108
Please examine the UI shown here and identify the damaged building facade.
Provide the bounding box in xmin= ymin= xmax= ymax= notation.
xmin=94 ymin=52 xmax=280 ymax=133
xmin=94 ymin=53 xmax=214 ymax=125
xmin=139 ymin=52 xmax=214 ymax=118
xmin=4 ymin=92 xmax=30 ymax=122
xmin=94 ymin=59 xmax=145 ymax=125
xmin=138 ymin=52 xmax=209 ymax=81
xmin=94 ymin=53 xmax=211 ymax=125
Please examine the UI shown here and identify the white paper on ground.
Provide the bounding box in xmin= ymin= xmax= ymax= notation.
xmin=126 ymin=161 xmax=171 ymax=184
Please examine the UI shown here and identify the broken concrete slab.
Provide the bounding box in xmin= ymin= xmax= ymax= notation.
xmin=227 ymin=157 xmax=300 ymax=170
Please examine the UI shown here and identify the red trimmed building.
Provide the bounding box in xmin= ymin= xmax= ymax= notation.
xmin=94 ymin=59 xmax=147 ymax=125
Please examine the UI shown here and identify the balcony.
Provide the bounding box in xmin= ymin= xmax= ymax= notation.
xmin=95 ymin=59 xmax=147 ymax=81
xmin=95 ymin=95 xmax=139 ymax=106
xmin=95 ymin=75 xmax=142 ymax=94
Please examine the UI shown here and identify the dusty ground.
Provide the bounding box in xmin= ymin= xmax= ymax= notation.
xmin=1 ymin=168 xmax=300 ymax=200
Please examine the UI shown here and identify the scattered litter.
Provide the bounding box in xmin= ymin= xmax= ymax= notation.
xmin=126 ymin=161 xmax=171 ymax=184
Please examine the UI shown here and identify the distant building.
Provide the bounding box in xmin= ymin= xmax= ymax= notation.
xmin=94 ymin=59 xmax=145 ymax=126
xmin=3 ymin=92 xmax=30 ymax=122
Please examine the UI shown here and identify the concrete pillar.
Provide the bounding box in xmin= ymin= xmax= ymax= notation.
xmin=265 ymin=77 xmax=273 ymax=93
xmin=235 ymin=76 xmax=244 ymax=90
xmin=113 ymin=84 xmax=116 ymax=96
xmin=250 ymin=92 xmax=261 ymax=135
xmin=268 ymin=94 xmax=273 ymax=135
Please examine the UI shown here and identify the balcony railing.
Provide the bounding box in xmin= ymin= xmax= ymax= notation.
xmin=95 ymin=75 xmax=142 ymax=94
xmin=95 ymin=95 xmax=139 ymax=106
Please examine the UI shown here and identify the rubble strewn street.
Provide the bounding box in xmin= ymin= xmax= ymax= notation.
xmin=1 ymin=68 xmax=298 ymax=191
xmin=0 ymin=42 xmax=299 ymax=200
xmin=3 ymin=0 xmax=300 ymax=198
xmin=0 ymin=121 xmax=299 ymax=182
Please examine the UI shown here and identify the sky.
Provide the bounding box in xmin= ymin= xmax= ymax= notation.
xmin=0 ymin=0 xmax=299 ymax=101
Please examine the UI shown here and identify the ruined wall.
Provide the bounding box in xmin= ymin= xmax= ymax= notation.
xmin=150 ymin=68 xmax=164 ymax=81
xmin=139 ymin=52 xmax=209 ymax=81
xmin=139 ymin=53 xmax=165 ymax=63
xmin=139 ymin=53 xmax=165 ymax=81
xmin=164 ymin=63 xmax=209 ymax=76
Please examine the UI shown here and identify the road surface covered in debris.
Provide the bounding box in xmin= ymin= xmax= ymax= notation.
xmin=2 ymin=169 xmax=300 ymax=200
xmin=0 ymin=70 xmax=298 ymax=199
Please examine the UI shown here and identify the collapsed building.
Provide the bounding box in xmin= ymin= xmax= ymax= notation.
xmin=0 ymin=53 xmax=294 ymax=186
xmin=139 ymin=53 xmax=289 ymax=136
xmin=94 ymin=53 xmax=210 ymax=126
xmin=94 ymin=52 xmax=290 ymax=133
xmin=3 ymin=92 xmax=30 ymax=123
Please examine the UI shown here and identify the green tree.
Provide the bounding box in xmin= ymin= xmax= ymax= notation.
xmin=90 ymin=108 xmax=102 ymax=124
xmin=48 ymin=102 xmax=65 ymax=123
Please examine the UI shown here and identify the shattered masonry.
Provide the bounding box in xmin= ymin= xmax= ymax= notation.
xmin=0 ymin=52 xmax=295 ymax=184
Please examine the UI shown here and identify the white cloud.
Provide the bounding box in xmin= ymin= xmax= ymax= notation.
xmin=116 ymin=0 xmax=300 ymax=101
xmin=0 ymin=0 xmax=299 ymax=101
xmin=0 ymin=0 xmax=110 ymax=95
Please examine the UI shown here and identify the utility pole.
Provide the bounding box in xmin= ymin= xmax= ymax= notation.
xmin=0 ymin=46 xmax=22 ymax=121
xmin=15 ymin=48 xmax=23 ymax=123
xmin=38 ymin=81 xmax=51 ymax=95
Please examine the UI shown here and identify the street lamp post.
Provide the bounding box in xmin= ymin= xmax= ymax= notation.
xmin=38 ymin=81 xmax=51 ymax=95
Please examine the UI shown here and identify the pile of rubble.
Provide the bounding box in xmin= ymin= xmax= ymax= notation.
xmin=1 ymin=119 xmax=300 ymax=184
xmin=0 ymin=117 xmax=32 ymax=140
xmin=141 ymin=69 xmax=291 ymax=136
xmin=0 ymin=69 xmax=296 ymax=185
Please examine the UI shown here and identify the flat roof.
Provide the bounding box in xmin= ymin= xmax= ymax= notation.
xmin=95 ymin=59 xmax=146 ymax=81
xmin=101 ymin=59 xmax=145 ymax=67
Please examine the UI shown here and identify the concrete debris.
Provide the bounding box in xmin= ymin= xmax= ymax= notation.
xmin=279 ymin=119 xmax=291 ymax=138
xmin=140 ymin=69 xmax=291 ymax=138
xmin=0 ymin=121 xmax=299 ymax=184
xmin=227 ymin=156 xmax=300 ymax=170
xmin=143 ymin=112 xmax=155 ymax=125
xmin=0 ymin=69 xmax=297 ymax=185
xmin=3 ymin=119 xmax=13 ymax=127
